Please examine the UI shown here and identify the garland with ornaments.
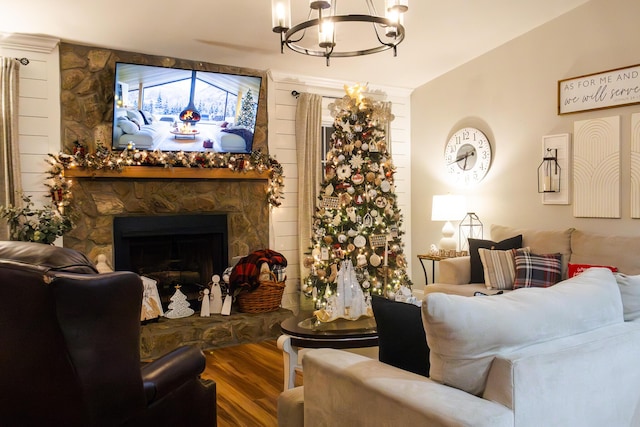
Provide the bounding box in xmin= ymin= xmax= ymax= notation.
xmin=302 ymin=84 xmax=412 ymax=320
xmin=45 ymin=142 xmax=285 ymax=221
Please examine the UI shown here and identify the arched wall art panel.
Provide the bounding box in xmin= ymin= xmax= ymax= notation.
xmin=573 ymin=116 xmax=620 ymax=218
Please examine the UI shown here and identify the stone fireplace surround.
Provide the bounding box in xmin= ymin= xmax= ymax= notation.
xmin=64 ymin=175 xmax=269 ymax=272
xmin=56 ymin=43 xmax=291 ymax=358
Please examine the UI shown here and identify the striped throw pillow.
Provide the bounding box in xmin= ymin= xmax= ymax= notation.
xmin=478 ymin=248 xmax=524 ymax=290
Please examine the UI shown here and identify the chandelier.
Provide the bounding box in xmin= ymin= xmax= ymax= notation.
xmin=271 ymin=0 xmax=409 ymax=66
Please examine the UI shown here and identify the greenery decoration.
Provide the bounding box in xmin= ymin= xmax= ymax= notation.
xmin=46 ymin=143 xmax=285 ymax=209
xmin=0 ymin=194 xmax=72 ymax=244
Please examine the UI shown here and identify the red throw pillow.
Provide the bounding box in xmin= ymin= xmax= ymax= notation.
xmin=568 ymin=263 xmax=618 ymax=278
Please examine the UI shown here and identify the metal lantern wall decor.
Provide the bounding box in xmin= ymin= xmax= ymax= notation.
xmin=537 ymin=148 xmax=561 ymax=193
xmin=458 ymin=212 xmax=483 ymax=252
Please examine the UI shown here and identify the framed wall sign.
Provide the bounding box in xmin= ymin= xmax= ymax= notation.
xmin=558 ymin=64 xmax=640 ymax=115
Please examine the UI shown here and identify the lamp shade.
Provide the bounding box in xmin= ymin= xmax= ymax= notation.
xmin=431 ymin=195 xmax=466 ymax=222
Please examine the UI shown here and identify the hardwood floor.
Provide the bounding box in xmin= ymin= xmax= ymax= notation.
xmin=202 ymin=340 xmax=301 ymax=427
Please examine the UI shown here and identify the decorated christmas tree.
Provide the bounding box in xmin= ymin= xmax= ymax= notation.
xmin=236 ymin=89 xmax=257 ymax=128
xmin=302 ymin=84 xmax=412 ymax=322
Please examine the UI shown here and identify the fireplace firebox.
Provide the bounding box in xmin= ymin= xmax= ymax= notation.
xmin=113 ymin=214 xmax=228 ymax=310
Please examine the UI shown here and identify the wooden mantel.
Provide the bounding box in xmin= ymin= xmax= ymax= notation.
xmin=63 ymin=166 xmax=270 ymax=180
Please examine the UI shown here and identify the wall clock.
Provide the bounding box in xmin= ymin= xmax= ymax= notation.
xmin=444 ymin=127 xmax=492 ymax=185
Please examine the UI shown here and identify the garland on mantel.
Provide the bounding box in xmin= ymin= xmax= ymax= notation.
xmin=45 ymin=142 xmax=285 ymax=214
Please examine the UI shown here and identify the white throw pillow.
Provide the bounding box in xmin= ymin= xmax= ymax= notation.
xmin=118 ymin=119 xmax=139 ymax=135
xmin=422 ymin=268 xmax=623 ymax=396
xmin=615 ymin=273 xmax=640 ymax=321
xmin=126 ymin=109 xmax=145 ymax=125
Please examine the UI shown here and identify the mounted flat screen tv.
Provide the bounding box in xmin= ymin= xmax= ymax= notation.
xmin=112 ymin=62 xmax=262 ymax=153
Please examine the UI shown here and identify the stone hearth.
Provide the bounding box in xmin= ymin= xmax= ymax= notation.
xmin=140 ymin=308 xmax=292 ymax=360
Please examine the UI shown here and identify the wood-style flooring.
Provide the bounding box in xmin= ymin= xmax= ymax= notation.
xmin=202 ymin=339 xmax=302 ymax=427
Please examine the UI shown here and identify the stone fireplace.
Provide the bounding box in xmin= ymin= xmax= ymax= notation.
xmin=63 ymin=174 xmax=270 ymax=281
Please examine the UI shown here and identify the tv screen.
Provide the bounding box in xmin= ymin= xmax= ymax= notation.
xmin=112 ymin=62 xmax=262 ymax=153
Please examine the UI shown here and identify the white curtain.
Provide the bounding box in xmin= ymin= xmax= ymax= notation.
xmin=295 ymin=93 xmax=323 ymax=283
xmin=0 ymin=57 xmax=22 ymax=240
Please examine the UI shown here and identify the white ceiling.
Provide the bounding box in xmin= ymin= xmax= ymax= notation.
xmin=0 ymin=0 xmax=590 ymax=90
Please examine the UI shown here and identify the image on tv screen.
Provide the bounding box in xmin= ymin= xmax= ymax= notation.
xmin=112 ymin=62 xmax=262 ymax=153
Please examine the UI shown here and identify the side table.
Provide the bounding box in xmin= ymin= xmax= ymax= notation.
xmin=278 ymin=312 xmax=378 ymax=390
xmin=417 ymin=254 xmax=448 ymax=284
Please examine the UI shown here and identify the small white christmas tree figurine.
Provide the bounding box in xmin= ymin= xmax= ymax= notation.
xmin=165 ymin=285 xmax=195 ymax=319
xmin=303 ymin=83 xmax=412 ymax=321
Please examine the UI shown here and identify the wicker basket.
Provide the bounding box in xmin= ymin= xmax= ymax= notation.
xmin=237 ymin=272 xmax=286 ymax=313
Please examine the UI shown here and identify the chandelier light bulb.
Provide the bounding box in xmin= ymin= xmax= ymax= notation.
xmin=318 ymin=19 xmax=336 ymax=48
xmin=271 ymin=0 xmax=291 ymax=32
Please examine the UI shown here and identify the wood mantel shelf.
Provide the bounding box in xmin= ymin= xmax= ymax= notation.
xmin=63 ymin=166 xmax=270 ymax=180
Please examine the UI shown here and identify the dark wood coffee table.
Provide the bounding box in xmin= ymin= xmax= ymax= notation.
xmin=277 ymin=311 xmax=378 ymax=390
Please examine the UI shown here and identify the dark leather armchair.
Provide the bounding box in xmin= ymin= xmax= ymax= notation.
xmin=0 ymin=241 xmax=216 ymax=426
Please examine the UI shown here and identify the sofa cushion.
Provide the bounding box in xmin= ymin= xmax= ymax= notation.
xmin=615 ymin=273 xmax=640 ymax=321
xmin=491 ymin=225 xmax=573 ymax=278
xmin=422 ymin=268 xmax=623 ymax=396
xmin=371 ymin=296 xmax=430 ymax=377
xmin=571 ymin=230 xmax=640 ymax=275
xmin=478 ymin=248 xmax=518 ymax=290
xmin=468 ymin=235 xmax=523 ymax=284
xmin=513 ymin=249 xmax=562 ymax=289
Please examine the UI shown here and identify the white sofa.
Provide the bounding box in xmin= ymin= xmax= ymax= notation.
xmin=279 ymin=267 xmax=640 ymax=426
xmin=112 ymin=107 xmax=169 ymax=150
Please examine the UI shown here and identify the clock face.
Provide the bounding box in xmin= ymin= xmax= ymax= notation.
xmin=444 ymin=127 xmax=492 ymax=185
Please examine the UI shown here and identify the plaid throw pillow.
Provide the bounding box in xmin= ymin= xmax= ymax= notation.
xmin=513 ymin=249 xmax=562 ymax=289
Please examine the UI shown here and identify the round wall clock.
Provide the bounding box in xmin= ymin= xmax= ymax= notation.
xmin=444 ymin=127 xmax=492 ymax=185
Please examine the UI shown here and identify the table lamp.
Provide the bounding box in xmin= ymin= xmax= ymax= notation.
xmin=431 ymin=195 xmax=466 ymax=251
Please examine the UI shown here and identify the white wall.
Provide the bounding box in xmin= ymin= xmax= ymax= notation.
xmin=268 ymin=72 xmax=412 ymax=311
xmin=0 ymin=34 xmax=60 ymax=208
xmin=410 ymin=0 xmax=640 ymax=288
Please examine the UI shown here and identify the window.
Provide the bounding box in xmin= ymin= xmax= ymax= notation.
xmin=321 ymin=124 xmax=334 ymax=178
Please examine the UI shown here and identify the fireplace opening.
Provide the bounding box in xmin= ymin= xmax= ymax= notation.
xmin=113 ymin=214 xmax=228 ymax=311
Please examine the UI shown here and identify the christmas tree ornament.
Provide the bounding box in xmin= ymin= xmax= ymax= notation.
xmin=381 ymin=180 xmax=391 ymax=192
xmin=337 ymin=164 xmax=352 ymax=179
xmin=354 ymin=235 xmax=366 ymax=248
xmin=346 ymin=208 xmax=357 ymax=222
xmin=352 ymin=172 xmax=364 ymax=185
xmin=338 ymin=234 xmax=348 ymax=243
xmin=361 ymin=143 xmax=369 ymax=151
xmin=356 ymin=253 xmax=368 ymax=267
xmin=370 ymin=253 xmax=382 ymax=267
xmin=363 ymin=213 xmax=373 ymax=227
xmin=324 ymin=183 xmax=334 ymax=195
xmin=349 ymin=154 xmax=365 ymax=169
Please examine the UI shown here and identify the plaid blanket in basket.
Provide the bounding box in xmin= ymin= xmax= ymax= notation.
xmin=229 ymin=249 xmax=287 ymax=293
